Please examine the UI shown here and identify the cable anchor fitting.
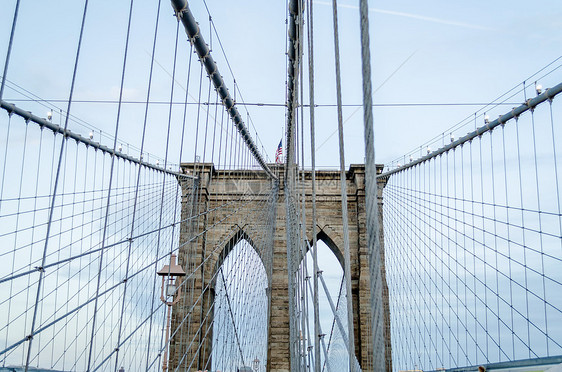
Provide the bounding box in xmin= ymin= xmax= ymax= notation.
xmin=172 ymin=1 xmax=187 ymax=20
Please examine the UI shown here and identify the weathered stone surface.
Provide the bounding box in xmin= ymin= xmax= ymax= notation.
xmin=170 ymin=163 xmax=390 ymax=372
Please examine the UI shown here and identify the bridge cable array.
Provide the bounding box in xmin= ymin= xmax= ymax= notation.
xmin=0 ymin=0 xmax=278 ymax=371
xmin=1 ymin=0 xmax=562 ymax=371
xmin=378 ymin=70 xmax=562 ymax=369
xmin=283 ymin=1 xmax=373 ymax=371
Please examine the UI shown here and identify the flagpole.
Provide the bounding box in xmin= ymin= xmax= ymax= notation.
xmin=280 ymin=123 xmax=282 ymax=164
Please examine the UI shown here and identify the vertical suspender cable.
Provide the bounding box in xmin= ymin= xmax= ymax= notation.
xmin=286 ymin=0 xmax=302 ymax=369
xmin=330 ymin=1 xmax=356 ymax=370
xmin=297 ymin=1 xmax=310 ymax=369
xmin=305 ymin=0 xmax=321 ymax=370
xmin=358 ymin=0 xmax=386 ymax=370
xmin=304 ymin=274 xmax=331 ymax=372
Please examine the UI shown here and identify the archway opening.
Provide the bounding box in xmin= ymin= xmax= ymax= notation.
xmin=210 ymin=237 xmax=268 ymax=372
xmin=301 ymin=238 xmax=350 ymax=372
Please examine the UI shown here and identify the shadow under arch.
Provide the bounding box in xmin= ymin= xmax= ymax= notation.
xmin=211 ymin=225 xmax=270 ymax=284
xmin=307 ymin=229 xmax=345 ymax=271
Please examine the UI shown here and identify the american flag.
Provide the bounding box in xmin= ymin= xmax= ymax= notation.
xmin=275 ymin=139 xmax=283 ymax=163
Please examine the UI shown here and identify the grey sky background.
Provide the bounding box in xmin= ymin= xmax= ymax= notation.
xmin=1 ymin=0 xmax=560 ymax=169
xmin=1 ymin=1 xmax=561 ymax=370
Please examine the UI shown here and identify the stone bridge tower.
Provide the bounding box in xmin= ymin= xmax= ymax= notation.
xmin=169 ymin=163 xmax=390 ymax=372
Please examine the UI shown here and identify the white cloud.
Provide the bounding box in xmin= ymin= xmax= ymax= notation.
xmin=314 ymin=1 xmax=493 ymax=31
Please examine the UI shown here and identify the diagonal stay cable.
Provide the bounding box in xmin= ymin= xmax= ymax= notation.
xmin=23 ymin=1 xmax=90 ymax=370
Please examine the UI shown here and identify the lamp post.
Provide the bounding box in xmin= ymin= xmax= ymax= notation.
xmin=157 ymin=254 xmax=186 ymax=372
xmin=252 ymin=357 xmax=260 ymax=372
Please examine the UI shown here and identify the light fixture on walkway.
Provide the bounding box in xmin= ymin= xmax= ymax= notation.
xmin=157 ymin=254 xmax=186 ymax=372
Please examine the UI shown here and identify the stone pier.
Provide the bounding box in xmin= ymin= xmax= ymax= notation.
xmin=168 ymin=163 xmax=391 ymax=372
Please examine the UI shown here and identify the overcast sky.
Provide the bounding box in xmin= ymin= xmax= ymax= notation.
xmin=1 ymin=1 xmax=561 ymax=370
xmin=186 ymin=0 xmax=562 ymax=168
xmin=1 ymin=0 xmax=561 ymax=169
